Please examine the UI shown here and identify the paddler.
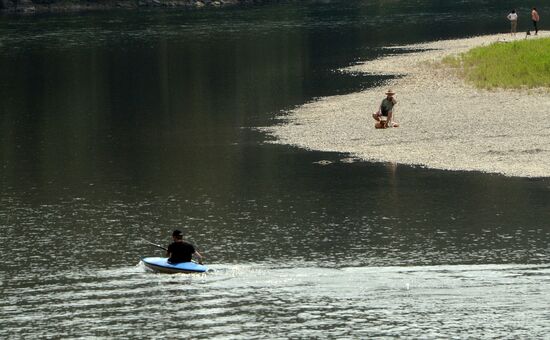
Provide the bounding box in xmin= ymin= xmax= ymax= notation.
xmin=166 ymin=230 xmax=203 ymax=265
xmin=372 ymin=89 xmax=399 ymax=128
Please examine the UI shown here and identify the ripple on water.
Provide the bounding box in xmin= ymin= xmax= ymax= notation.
xmin=1 ymin=263 xmax=549 ymax=338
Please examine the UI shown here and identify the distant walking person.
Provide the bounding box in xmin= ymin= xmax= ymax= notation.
xmin=531 ymin=7 xmax=540 ymax=35
xmin=508 ymin=9 xmax=518 ymax=36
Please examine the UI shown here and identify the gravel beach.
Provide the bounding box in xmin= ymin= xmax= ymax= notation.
xmin=262 ymin=32 xmax=550 ymax=178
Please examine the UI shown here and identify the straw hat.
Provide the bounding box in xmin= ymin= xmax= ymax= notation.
xmin=385 ymin=89 xmax=396 ymax=95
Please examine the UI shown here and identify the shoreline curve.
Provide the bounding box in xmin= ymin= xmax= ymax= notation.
xmin=262 ymin=32 xmax=550 ymax=178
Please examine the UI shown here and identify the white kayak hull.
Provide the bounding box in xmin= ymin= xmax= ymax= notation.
xmin=141 ymin=257 xmax=208 ymax=274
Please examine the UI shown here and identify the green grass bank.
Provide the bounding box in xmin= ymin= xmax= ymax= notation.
xmin=443 ymin=37 xmax=550 ymax=89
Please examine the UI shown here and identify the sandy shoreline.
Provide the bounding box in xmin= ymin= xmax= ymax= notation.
xmin=262 ymin=32 xmax=550 ymax=178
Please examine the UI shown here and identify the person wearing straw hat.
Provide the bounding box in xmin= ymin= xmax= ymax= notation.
xmin=373 ymin=89 xmax=399 ymax=128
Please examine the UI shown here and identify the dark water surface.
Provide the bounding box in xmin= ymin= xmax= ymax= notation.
xmin=1 ymin=0 xmax=550 ymax=338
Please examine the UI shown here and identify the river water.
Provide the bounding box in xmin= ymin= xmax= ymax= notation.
xmin=1 ymin=1 xmax=550 ymax=338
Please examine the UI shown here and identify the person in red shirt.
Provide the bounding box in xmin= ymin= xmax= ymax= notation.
xmin=531 ymin=8 xmax=540 ymax=35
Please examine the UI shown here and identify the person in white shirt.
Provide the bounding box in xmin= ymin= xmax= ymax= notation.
xmin=507 ymin=10 xmax=518 ymax=36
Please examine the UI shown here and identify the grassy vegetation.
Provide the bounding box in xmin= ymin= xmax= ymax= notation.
xmin=443 ymin=37 xmax=550 ymax=89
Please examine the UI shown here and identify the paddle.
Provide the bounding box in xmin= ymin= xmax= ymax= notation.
xmin=141 ymin=238 xmax=167 ymax=251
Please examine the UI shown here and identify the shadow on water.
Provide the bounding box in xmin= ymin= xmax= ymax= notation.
xmin=1 ymin=0 xmax=550 ymax=337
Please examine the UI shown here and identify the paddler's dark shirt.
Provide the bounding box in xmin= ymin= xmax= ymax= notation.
xmin=167 ymin=241 xmax=195 ymax=264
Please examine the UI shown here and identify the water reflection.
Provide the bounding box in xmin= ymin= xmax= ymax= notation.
xmin=1 ymin=1 xmax=550 ymax=337
xmin=1 ymin=161 xmax=549 ymax=274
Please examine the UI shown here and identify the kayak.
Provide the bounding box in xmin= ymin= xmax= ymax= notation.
xmin=141 ymin=257 xmax=208 ymax=274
